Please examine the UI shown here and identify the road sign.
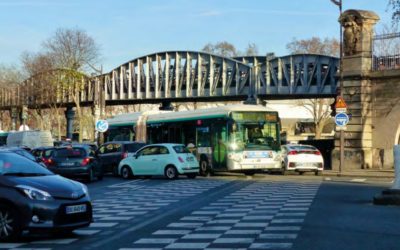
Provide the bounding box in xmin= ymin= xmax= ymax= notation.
xmin=96 ymin=120 xmax=109 ymax=133
xmin=335 ymin=96 xmax=347 ymax=109
xmin=336 ymin=126 xmax=347 ymax=131
xmin=335 ymin=113 xmax=349 ymax=127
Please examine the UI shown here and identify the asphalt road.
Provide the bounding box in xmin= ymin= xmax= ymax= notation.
xmin=1 ymin=174 xmax=399 ymax=250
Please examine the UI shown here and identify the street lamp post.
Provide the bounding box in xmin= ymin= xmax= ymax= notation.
xmin=331 ymin=0 xmax=344 ymax=174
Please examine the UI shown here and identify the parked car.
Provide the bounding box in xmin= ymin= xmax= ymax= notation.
xmin=280 ymin=144 xmax=324 ymax=175
xmin=118 ymin=143 xmax=199 ymax=180
xmin=1 ymin=147 xmax=45 ymax=166
xmin=0 ymin=151 xmax=92 ymax=241
xmin=31 ymin=146 xmax=55 ymax=166
xmin=47 ymin=146 xmax=103 ymax=182
xmin=97 ymin=141 xmax=146 ymax=175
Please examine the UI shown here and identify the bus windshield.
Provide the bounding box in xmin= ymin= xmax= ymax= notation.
xmin=230 ymin=112 xmax=280 ymax=150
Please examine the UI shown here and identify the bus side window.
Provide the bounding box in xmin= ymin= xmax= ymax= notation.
xmin=196 ymin=127 xmax=210 ymax=147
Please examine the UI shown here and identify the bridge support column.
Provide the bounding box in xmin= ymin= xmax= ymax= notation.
xmin=10 ymin=107 xmax=18 ymax=131
xmin=65 ymin=107 xmax=76 ymax=140
xmin=332 ymin=10 xmax=379 ymax=170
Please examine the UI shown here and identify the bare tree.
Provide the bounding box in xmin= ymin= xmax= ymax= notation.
xmin=21 ymin=52 xmax=54 ymax=76
xmin=244 ymin=43 xmax=259 ymax=56
xmin=43 ymin=28 xmax=101 ymax=73
xmin=0 ymin=64 xmax=25 ymax=131
xmin=296 ymin=99 xmax=333 ymax=139
xmin=202 ymin=41 xmax=238 ymax=57
xmin=42 ymin=28 xmax=101 ymax=142
xmin=389 ymin=0 xmax=400 ymax=23
xmin=286 ymin=37 xmax=340 ymax=57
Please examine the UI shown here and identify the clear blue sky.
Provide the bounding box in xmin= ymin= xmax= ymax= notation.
xmin=0 ymin=0 xmax=392 ymax=72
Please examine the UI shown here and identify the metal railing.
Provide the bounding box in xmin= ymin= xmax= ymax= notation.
xmin=372 ymin=32 xmax=400 ymax=71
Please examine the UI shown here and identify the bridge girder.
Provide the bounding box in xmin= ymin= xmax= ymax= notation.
xmin=0 ymin=52 xmax=339 ymax=110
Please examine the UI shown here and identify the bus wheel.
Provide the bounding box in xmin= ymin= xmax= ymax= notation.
xmin=199 ymin=160 xmax=209 ymax=177
xmin=244 ymin=171 xmax=255 ymax=176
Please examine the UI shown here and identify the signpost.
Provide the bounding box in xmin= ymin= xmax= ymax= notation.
xmin=335 ymin=96 xmax=348 ymax=174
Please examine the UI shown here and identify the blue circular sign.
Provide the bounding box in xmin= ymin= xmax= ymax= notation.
xmin=335 ymin=113 xmax=349 ymax=126
xmin=96 ymin=120 xmax=109 ymax=132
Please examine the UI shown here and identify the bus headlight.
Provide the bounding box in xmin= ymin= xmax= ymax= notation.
xmin=228 ymin=153 xmax=241 ymax=162
xmin=229 ymin=143 xmax=239 ymax=151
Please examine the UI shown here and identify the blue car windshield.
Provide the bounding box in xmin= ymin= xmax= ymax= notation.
xmin=0 ymin=152 xmax=53 ymax=176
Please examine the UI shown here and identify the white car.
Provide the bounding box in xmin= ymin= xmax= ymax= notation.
xmin=118 ymin=143 xmax=199 ymax=179
xmin=280 ymin=144 xmax=324 ymax=175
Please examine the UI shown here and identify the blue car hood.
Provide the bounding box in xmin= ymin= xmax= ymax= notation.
xmin=5 ymin=174 xmax=85 ymax=199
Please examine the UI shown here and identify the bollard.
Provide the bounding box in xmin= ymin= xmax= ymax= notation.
xmin=393 ymin=145 xmax=400 ymax=190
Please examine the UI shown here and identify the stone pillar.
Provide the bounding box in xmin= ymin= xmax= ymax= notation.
xmin=10 ymin=107 xmax=18 ymax=131
xmin=65 ymin=107 xmax=76 ymax=140
xmin=332 ymin=10 xmax=379 ymax=170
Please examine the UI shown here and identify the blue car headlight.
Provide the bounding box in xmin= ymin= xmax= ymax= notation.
xmin=79 ymin=183 xmax=90 ymax=198
xmin=17 ymin=185 xmax=53 ymax=201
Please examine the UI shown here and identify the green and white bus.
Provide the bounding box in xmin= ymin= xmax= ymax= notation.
xmin=106 ymin=104 xmax=282 ymax=176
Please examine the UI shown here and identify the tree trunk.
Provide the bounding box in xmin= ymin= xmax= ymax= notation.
xmin=315 ymin=123 xmax=323 ymax=139
xmin=56 ymin=108 xmax=62 ymax=141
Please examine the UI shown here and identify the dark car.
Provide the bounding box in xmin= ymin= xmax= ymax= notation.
xmin=0 ymin=151 xmax=92 ymax=241
xmin=2 ymin=147 xmax=44 ymax=166
xmin=31 ymin=146 xmax=55 ymax=166
xmin=47 ymin=146 xmax=103 ymax=182
xmin=97 ymin=141 xmax=146 ymax=175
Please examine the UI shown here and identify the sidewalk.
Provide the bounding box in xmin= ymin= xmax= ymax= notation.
xmin=323 ymin=169 xmax=394 ymax=179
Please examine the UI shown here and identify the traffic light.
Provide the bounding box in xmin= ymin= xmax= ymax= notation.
xmin=330 ymin=100 xmax=336 ymax=117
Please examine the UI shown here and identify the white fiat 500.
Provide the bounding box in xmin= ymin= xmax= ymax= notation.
xmin=280 ymin=144 xmax=324 ymax=175
xmin=118 ymin=144 xmax=199 ymax=179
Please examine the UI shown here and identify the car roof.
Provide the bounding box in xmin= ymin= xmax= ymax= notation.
xmin=143 ymin=143 xmax=184 ymax=147
xmin=55 ymin=145 xmax=89 ymax=150
xmin=32 ymin=146 xmax=54 ymax=150
xmin=284 ymin=144 xmax=317 ymax=149
xmin=0 ymin=147 xmax=25 ymax=151
xmin=103 ymin=141 xmax=145 ymax=145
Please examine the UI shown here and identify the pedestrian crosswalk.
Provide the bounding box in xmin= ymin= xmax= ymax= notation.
xmin=127 ymin=181 xmax=320 ymax=250
xmin=0 ymin=178 xmax=230 ymax=249
xmin=0 ymin=179 xmax=320 ymax=250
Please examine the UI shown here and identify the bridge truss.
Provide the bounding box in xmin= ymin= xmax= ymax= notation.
xmin=0 ymin=51 xmax=339 ymax=109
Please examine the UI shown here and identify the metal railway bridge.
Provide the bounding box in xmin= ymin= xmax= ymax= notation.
xmin=0 ymin=51 xmax=339 ymax=110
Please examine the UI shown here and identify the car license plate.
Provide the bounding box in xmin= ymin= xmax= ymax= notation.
xmin=66 ymin=204 xmax=87 ymax=214
xmin=60 ymin=162 xmax=75 ymax=166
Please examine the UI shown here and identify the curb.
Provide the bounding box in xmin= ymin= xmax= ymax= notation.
xmin=373 ymin=189 xmax=400 ymax=206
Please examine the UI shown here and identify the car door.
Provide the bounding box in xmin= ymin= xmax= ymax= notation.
xmin=154 ymin=146 xmax=171 ymax=175
xmin=133 ymin=146 xmax=158 ymax=175
xmin=109 ymin=143 xmax=124 ymax=170
xmin=97 ymin=144 xmax=111 ymax=172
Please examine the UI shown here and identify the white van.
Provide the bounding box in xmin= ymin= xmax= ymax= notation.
xmin=6 ymin=130 xmax=54 ymax=149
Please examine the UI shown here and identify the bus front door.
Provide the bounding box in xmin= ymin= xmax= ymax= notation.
xmin=212 ymin=124 xmax=227 ymax=171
